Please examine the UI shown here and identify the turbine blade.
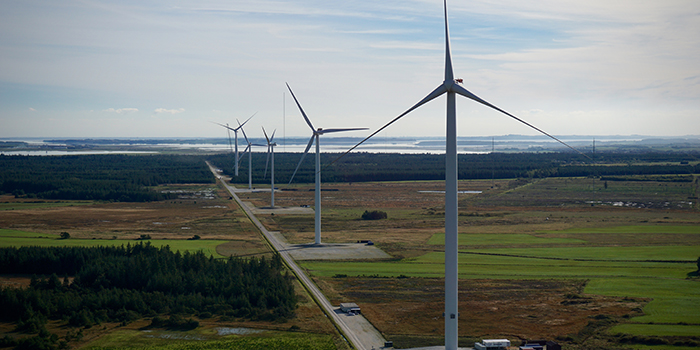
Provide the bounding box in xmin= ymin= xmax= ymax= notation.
xmin=238 ymin=144 xmax=251 ymax=167
xmin=239 ymin=122 xmax=250 ymax=144
xmin=262 ymin=127 xmax=270 ymax=143
xmin=270 ymin=129 xmax=276 ymax=142
xmin=211 ymin=121 xmax=237 ymax=132
xmin=317 ymin=127 xmax=368 ymax=134
xmin=235 ymin=112 xmax=256 ymax=131
xmin=451 ymin=83 xmax=590 ymax=159
xmin=226 ymin=126 xmax=233 ymax=154
xmin=326 ymin=83 xmax=448 ymax=169
xmin=286 ymin=83 xmax=315 ymax=131
xmin=443 ymin=0 xmax=454 ymax=82
xmin=288 ymin=135 xmax=315 ymax=184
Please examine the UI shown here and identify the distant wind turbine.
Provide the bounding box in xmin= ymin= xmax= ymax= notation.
xmin=212 ymin=112 xmax=256 ymax=176
xmin=286 ymin=83 xmax=368 ymax=245
xmin=338 ymin=1 xmax=588 ymax=349
xmin=262 ymin=127 xmax=277 ymax=208
xmin=236 ymin=119 xmax=266 ymax=190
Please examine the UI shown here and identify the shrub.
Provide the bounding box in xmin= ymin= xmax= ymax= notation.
xmin=361 ymin=210 xmax=387 ymax=220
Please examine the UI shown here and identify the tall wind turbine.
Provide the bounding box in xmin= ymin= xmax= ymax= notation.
xmin=236 ymin=119 xmax=266 ymax=191
xmin=340 ymin=1 xmax=588 ymax=349
xmin=262 ymin=127 xmax=277 ymax=208
xmin=212 ymin=112 xmax=256 ymax=176
xmin=286 ymin=83 xmax=368 ymax=245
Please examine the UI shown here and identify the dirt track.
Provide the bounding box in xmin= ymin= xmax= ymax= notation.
xmin=211 ymin=163 xmax=388 ymax=350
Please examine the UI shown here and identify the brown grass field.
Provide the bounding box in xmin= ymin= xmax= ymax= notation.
xmin=241 ymin=177 xmax=700 ymax=348
xmin=2 ymin=176 xmax=699 ymax=349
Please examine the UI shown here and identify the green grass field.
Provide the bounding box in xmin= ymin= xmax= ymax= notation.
xmin=428 ymin=233 xmax=587 ymax=246
xmin=300 ymin=225 xmax=700 ymax=341
xmin=543 ymin=225 xmax=700 ymax=234
xmin=82 ymin=329 xmax=336 ymax=350
xmin=0 ymin=229 xmax=227 ymax=258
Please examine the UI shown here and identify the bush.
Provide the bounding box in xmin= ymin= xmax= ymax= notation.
xmin=361 ymin=210 xmax=387 ymax=220
xmin=59 ymin=232 xmax=70 ymax=239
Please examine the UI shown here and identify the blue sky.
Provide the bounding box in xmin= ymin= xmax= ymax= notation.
xmin=1 ymin=0 xmax=698 ymax=139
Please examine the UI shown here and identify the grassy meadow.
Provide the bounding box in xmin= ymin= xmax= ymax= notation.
xmin=299 ymin=224 xmax=700 ymax=342
xmin=3 ymin=165 xmax=700 ymax=349
xmin=82 ymin=328 xmax=336 ymax=350
xmin=0 ymin=229 xmax=228 ymax=258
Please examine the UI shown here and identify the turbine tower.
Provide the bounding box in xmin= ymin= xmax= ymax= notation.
xmin=341 ymin=1 xmax=588 ymax=348
xmin=237 ymin=119 xmax=266 ymax=190
xmin=262 ymin=127 xmax=277 ymax=208
xmin=212 ymin=112 xmax=255 ymax=176
xmin=286 ymin=83 xmax=367 ymax=245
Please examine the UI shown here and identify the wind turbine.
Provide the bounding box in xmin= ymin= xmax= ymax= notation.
xmin=212 ymin=112 xmax=256 ymax=176
xmin=286 ymin=83 xmax=368 ymax=245
xmin=339 ymin=1 xmax=588 ymax=349
xmin=262 ymin=127 xmax=277 ymax=208
xmin=236 ymin=119 xmax=266 ymax=191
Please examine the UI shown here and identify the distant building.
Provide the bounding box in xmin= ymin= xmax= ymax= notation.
xmin=340 ymin=303 xmax=361 ymax=314
xmin=474 ymin=339 xmax=510 ymax=350
xmin=519 ymin=344 xmax=543 ymax=350
xmin=519 ymin=339 xmax=560 ymax=350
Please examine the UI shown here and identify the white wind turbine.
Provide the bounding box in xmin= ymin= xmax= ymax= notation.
xmin=212 ymin=113 xmax=256 ymax=176
xmin=236 ymin=119 xmax=266 ymax=191
xmin=262 ymin=127 xmax=277 ymax=208
xmin=286 ymin=83 xmax=368 ymax=245
xmin=340 ymin=1 xmax=589 ymax=349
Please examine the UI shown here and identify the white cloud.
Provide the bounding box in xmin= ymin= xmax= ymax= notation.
xmin=103 ymin=108 xmax=139 ymax=114
xmin=154 ymin=108 xmax=185 ymax=114
xmin=28 ymin=107 xmax=36 ymax=112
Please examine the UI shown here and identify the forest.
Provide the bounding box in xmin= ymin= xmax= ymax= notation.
xmin=0 ymin=244 xmax=297 ymax=349
xmin=1 ymin=151 xmax=697 ymax=203
xmin=0 ymin=154 xmax=214 ymax=202
xmin=209 ymin=150 xmax=700 ymax=185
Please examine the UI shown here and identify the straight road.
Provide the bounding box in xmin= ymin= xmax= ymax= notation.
xmin=207 ymin=163 xmax=387 ymax=350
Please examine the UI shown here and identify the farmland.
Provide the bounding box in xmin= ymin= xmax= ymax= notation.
xmin=1 ymin=152 xmax=699 ymax=349
xmin=241 ymin=174 xmax=700 ymax=349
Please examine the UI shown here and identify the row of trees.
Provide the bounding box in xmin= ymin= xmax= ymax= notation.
xmin=0 ymin=244 xmax=298 ymax=334
xmin=209 ymin=151 xmax=700 ymax=185
xmin=0 ymin=154 xmax=214 ymax=201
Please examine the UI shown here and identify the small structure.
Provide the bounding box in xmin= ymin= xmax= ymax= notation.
xmin=474 ymin=339 xmax=510 ymax=350
xmin=340 ymin=302 xmax=361 ymax=314
xmin=519 ymin=344 xmax=543 ymax=350
xmin=519 ymin=340 xmax=560 ymax=350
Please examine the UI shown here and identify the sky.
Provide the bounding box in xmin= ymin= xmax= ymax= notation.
xmin=1 ymin=0 xmax=699 ymax=139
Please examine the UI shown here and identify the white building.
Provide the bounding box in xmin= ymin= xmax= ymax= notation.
xmin=474 ymin=339 xmax=511 ymax=350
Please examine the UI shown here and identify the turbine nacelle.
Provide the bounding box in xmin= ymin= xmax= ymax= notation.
xmin=286 ymin=83 xmax=367 ymax=185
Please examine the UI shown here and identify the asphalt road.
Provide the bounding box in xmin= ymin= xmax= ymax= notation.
xmin=208 ymin=163 xmax=387 ymax=350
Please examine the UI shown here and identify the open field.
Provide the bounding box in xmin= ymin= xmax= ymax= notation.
xmin=2 ymin=172 xmax=700 ymax=349
xmin=0 ymin=184 xmax=268 ymax=257
xmin=0 ymin=229 xmax=229 ymax=257
xmin=82 ymin=328 xmax=337 ymax=350
xmin=235 ymin=176 xmax=700 ymax=349
xmin=0 ymin=183 xmax=342 ymax=350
